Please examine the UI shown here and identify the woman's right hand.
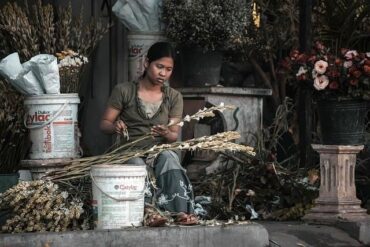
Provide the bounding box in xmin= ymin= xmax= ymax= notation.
xmin=114 ymin=120 xmax=127 ymax=135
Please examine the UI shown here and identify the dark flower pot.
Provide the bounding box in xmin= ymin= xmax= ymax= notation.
xmin=181 ymin=47 xmax=223 ymax=87
xmin=317 ymin=99 xmax=368 ymax=145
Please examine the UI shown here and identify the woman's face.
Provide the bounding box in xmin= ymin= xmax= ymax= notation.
xmin=144 ymin=57 xmax=174 ymax=86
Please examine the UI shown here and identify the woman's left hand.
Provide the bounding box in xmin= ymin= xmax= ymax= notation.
xmin=151 ymin=125 xmax=170 ymax=137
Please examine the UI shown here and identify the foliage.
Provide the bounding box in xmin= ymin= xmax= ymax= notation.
xmin=232 ymin=0 xmax=300 ymax=60
xmin=162 ymin=0 xmax=253 ymax=51
xmin=194 ymin=99 xmax=317 ymax=221
xmin=279 ymin=41 xmax=370 ymax=101
xmin=312 ymin=0 xmax=370 ymax=52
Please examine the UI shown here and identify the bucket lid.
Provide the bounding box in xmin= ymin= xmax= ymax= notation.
xmin=24 ymin=93 xmax=80 ymax=105
xmin=91 ymin=164 xmax=147 ymax=177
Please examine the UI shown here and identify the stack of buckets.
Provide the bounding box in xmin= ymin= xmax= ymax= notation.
xmin=22 ymin=93 xmax=81 ymax=179
xmin=23 ymin=94 xmax=147 ymax=229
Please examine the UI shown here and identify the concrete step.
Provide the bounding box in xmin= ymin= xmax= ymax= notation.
xmin=260 ymin=221 xmax=365 ymax=247
xmin=0 ymin=222 xmax=269 ymax=247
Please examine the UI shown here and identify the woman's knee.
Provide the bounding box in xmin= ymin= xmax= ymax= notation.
xmin=125 ymin=157 xmax=146 ymax=166
xmin=158 ymin=150 xmax=180 ymax=162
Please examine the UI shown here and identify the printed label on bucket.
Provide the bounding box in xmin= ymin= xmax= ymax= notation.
xmin=127 ymin=33 xmax=166 ymax=81
xmin=92 ymin=176 xmax=145 ymax=229
xmin=26 ymin=105 xmax=79 ymax=159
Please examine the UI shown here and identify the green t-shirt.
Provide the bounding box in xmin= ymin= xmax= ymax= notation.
xmin=107 ymin=81 xmax=183 ymax=148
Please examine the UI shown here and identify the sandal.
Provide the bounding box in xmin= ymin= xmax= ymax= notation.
xmin=175 ymin=212 xmax=198 ymax=226
xmin=144 ymin=208 xmax=168 ymax=227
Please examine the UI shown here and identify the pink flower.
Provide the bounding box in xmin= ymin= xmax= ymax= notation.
xmin=345 ymin=50 xmax=358 ymax=60
xmin=314 ymin=60 xmax=328 ymax=74
xmin=313 ymin=75 xmax=329 ymax=90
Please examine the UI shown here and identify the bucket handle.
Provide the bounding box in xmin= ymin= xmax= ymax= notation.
xmin=24 ymin=102 xmax=68 ymax=129
xmin=90 ymin=172 xmax=144 ymax=201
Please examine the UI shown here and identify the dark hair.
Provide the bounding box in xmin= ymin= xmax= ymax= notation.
xmin=146 ymin=42 xmax=176 ymax=63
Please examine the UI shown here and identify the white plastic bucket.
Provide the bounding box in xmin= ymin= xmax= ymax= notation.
xmin=24 ymin=94 xmax=80 ymax=159
xmin=127 ymin=32 xmax=167 ymax=81
xmin=91 ymin=164 xmax=147 ymax=229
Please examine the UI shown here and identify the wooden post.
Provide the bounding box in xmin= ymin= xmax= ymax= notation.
xmin=298 ymin=0 xmax=313 ymax=168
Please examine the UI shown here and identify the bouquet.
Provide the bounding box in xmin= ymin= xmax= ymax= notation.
xmin=280 ymin=41 xmax=370 ymax=100
xmin=56 ymin=50 xmax=88 ymax=93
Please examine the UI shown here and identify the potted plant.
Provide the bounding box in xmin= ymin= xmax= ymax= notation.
xmin=162 ymin=0 xmax=253 ymax=86
xmin=280 ymin=41 xmax=370 ymax=145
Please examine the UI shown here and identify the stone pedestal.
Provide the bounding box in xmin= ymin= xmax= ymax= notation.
xmin=303 ymin=145 xmax=370 ymax=223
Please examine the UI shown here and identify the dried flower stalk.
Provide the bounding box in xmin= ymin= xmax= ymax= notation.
xmin=0 ymin=180 xmax=86 ymax=233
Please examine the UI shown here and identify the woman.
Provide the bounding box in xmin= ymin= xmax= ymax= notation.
xmin=100 ymin=42 xmax=196 ymax=225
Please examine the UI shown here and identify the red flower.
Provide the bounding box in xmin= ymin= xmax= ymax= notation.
xmin=364 ymin=64 xmax=370 ymax=76
xmin=350 ymin=79 xmax=359 ymax=86
xmin=297 ymin=74 xmax=307 ymax=81
xmin=326 ymin=68 xmax=340 ymax=78
xmin=296 ymin=54 xmax=308 ymax=63
xmin=307 ymin=55 xmax=317 ymax=64
xmin=334 ymin=58 xmax=343 ymax=66
xmin=315 ymin=41 xmax=325 ymax=51
xmin=290 ymin=49 xmax=300 ymax=60
xmin=279 ymin=57 xmax=291 ymax=71
xmin=329 ymin=81 xmax=339 ymax=89
xmin=341 ymin=48 xmax=349 ymax=56
xmin=351 ymin=70 xmax=362 ymax=78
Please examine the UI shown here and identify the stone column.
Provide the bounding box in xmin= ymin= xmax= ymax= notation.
xmin=303 ymin=144 xmax=370 ymax=223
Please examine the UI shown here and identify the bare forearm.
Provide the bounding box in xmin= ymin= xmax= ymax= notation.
xmin=100 ymin=119 xmax=115 ymax=135
xmin=164 ymin=130 xmax=178 ymax=143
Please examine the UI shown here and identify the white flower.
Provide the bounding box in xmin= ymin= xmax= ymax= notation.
xmin=366 ymin=52 xmax=370 ymax=58
xmin=343 ymin=60 xmax=353 ymax=68
xmin=313 ymin=75 xmax=329 ymax=90
xmin=184 ymin=115 xmax=191 ymax=122
xmin=61 ymin=191 xmax=68 ymax=199
xmin=345 ymin=50 xmax=358 ymax=60
xmin=311 ymin=69 xmax=318 ymax=79
xmin=314 ymin=60 xmax=328 ymax=74
xmin=296 ymin=66 xmax=308 ymax=77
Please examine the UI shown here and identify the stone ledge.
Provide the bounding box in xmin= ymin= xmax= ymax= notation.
xmin=0 ymin=223 xmax=269 ymax=247
xmin=178 ymin=87 xmax=272 ymax=96
xmin=335 ymin=220 xmax=370 ymax=245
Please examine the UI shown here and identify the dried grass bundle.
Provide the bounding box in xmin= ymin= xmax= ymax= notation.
xmin=45 ymin=131 xmax=255 ymax=182
xmin=0 ymin=180 xmax=87 ymax=233
xmin=45 ymin=103 xmax=254 ymax=181
xmin=0 ymin=80 xmax=30 ymax=173
xmin=0 ymin=1 xmax=109 ymax=61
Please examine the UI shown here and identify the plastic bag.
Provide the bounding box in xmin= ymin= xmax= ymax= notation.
xmin=18 ymin=61 xmax=45 ymax=95
xmin=112 ymin=0 xmax=163 ymax=31
xmin=30 ymin=54 xmax=60 ymax=94
xmin=0 ymin=53 xmax=44 ymax=95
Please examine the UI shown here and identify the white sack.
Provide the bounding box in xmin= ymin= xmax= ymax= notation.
xmin=30 ymin=54 xmax=60 ymax=94
xmin=112 ymin=0 xmax=163 ymax=31
xmin=0 ymin=53 xmax=27 ymax=94
xmin=18 ymin=61 xmax=45 ymax=95
xmin=0 ymin=53 xmax=44 ymax=95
